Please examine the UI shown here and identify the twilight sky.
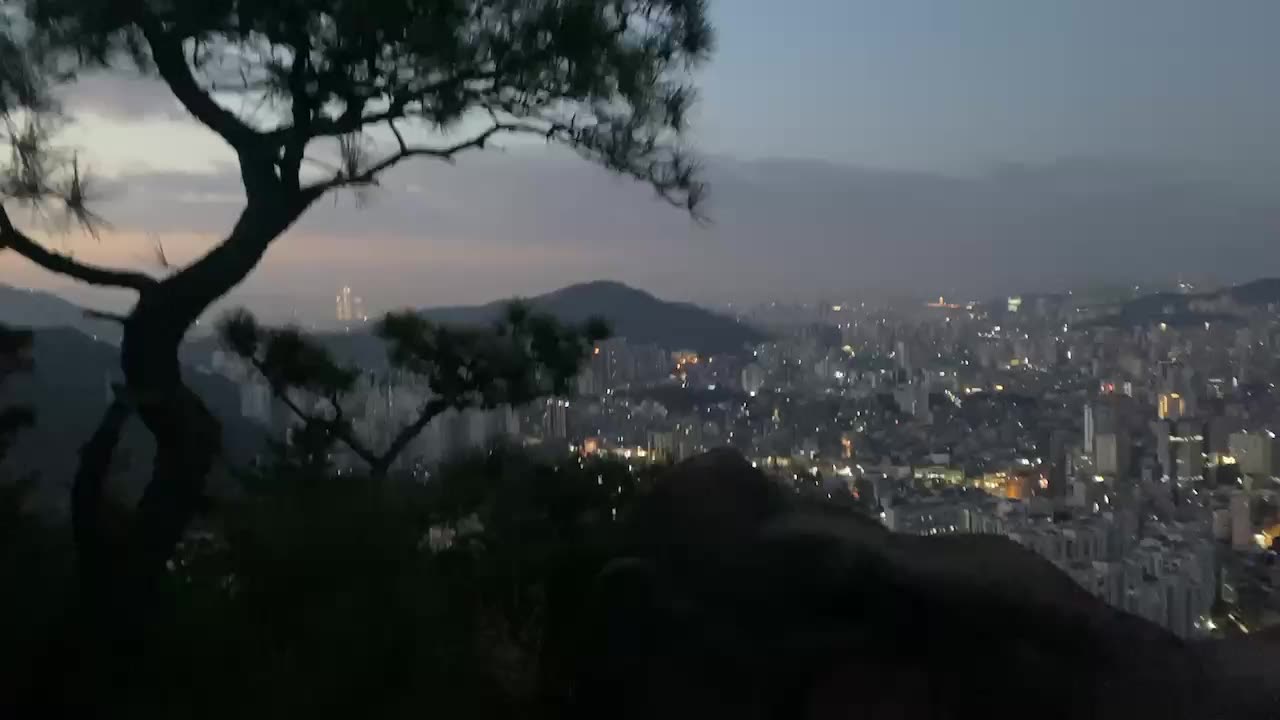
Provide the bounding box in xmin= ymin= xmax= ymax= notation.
xmin=4 ymin=0 xmax=1280 ymax=319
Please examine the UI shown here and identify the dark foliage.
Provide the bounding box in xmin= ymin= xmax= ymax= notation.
xmin=0 ymin=0 xmax=712 ymax=616
xmin=219 ymin=303 xmax=609 ymax=475
xmin=0 ymin=323 xmax=34 ymax=461
xmin=1 ymin=447 xmax=642 ymax=716
xmin=27 ymin=0 xmax=711 ymax=210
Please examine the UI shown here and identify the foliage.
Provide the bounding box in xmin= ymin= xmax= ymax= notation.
xmin=0 ymin=323 xmax=34 ymax=461
xmin=218 ymin=303 xmax=609 ymax=475
xmin=25 ymin=0 xmax=711 ymax=210
xmin=0 ymin=0 xmax=712 ymax=694
xmin=83 ymin=448 xmax=640 ymax=717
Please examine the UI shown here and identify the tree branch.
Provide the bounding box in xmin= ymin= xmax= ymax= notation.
xmin=248 ymin=357 xmax=380 ymax=468
xmin=84 ymin=309 xmax=128 ymax=325
xmin=129 ymin=1 xmax=266 ymax=153
xmin=303 ymin=119 xmax=559 ymax=194
xmin=372 ymin=397 xmax=452 ymax=475
xmin=0 ymin=207 xmax=157 ymax=291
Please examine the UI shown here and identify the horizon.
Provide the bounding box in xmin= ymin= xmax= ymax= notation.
xmin=3 ymin=271 xmax=1271 ymax=335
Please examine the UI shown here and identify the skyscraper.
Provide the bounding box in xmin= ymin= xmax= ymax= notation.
xmin=1084 ymin=404 xmax=1095 ymax=455
xmin=336 ymin=286 xmax=366 ymax=324
xmin=741 ymin=363 xmax=765 ymax=396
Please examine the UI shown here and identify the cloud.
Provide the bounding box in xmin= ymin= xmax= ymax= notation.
xmin=56 ymin=72 xmax=186 ymax=122
xmin=4 ymin=150 xmax=1280 ymax=323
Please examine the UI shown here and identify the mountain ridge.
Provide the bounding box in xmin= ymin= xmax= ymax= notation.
xmin=420 ymin=280 xmax=766 ymax=356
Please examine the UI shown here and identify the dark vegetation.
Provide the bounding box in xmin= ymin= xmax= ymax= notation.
xmin=0 ymin=0 xmax=714 ymax=712
xmin=0 ymin=0 xmax=711 ymax=646
xmin=218 ymin=302 xmax=609 ymax=478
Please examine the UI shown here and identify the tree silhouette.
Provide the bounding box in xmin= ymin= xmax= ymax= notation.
xmin=0 ymin=323 xmax=35 ymax=533
xmin=0 ymin=1 xmax=711 ymax=602
xmin=0 ymin=324 xmax=34 ymax=463
xmin=218 ymin=303 xmax=609 ymax=478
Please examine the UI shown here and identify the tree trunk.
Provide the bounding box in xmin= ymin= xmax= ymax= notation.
xmin=71 ymin=189 xmax=318 ymax=609
xmin=118 ymin=292 xmax=221 ymax=603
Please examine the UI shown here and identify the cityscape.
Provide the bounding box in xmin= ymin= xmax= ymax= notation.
xmin=187 ymin=277 xmax=1280 ymax=643
xmin=4 ymin=0 xmax=1280 ymax=715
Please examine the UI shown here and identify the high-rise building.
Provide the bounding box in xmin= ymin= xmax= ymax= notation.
xmin=1230 ymin=493 xmax=1253 ymax=550
xmin=336 ymin=286 xmax=366 ymax=324
xmin=543 ymin=398 xmax=569 ymax=439
xmin=1083 ymin=404 xmax=1095 ymax=455
xmin=741 ymin=363 xmax=766 ymax=396
xmin=1228 ymin=431 xmax=1274 ymax=479
xmin=1170 ymin=420 xmax=1206 ymax=485
xmin=1158 ymin=392 xmax=1185 ymax=421
xmin=1094 ymin=432 xmax=1128 ymax=477
xmin=1084 ymin=401 xmax=1116 ymax=461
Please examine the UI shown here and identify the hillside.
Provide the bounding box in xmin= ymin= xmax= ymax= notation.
xmin=1087 ymin=277 xmax=1280 ymax=328
xmin=0 ymin=284 xmax=122 ymax=344
xmin=3 ymin=328 xmax=265 ymax=515
xmin=184 ymin=281 xmax=767 ymax=369
xmin=422 ymin=281 xmax=766 ymax=355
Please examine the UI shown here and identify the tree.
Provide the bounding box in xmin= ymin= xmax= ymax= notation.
xmin=218 ymin=303 xmax=609 ymax=478
xmin=0 ymin=323 xmax=34 ymax=463
xmin=0 ymin=322 xmax=35 ymax=534
xmin=0 ymin=0 xmax=712 ymax=601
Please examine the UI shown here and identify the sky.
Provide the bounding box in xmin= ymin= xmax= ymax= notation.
xmin=4 ymin=0 xmax=1280 ymax=319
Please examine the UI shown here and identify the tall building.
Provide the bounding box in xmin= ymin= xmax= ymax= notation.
xmin=1083 ymin=404 xmax=1095 ymax=455
xmin=741 ymin=363 xmax=766 ymax=396
xmin=336 ymin=286 xmax=366 ymax=324
xmin=1170 ymin=420 xmax=1206 ymax=485
xmin=1230 ymin=492 xmax=1253 ymax=551
xmin=543 ymin=398 xmax=569 ymax=440
xmin=1228 ymin=431 xmax=1274 ymax=479
xmin=1094 ymin=432 xmax=1128 ymax=477
xmin=1084 ymin=400 xmax=1116 ymax=461
xmin=1158 ymin=392 xmax=1185 ymax=421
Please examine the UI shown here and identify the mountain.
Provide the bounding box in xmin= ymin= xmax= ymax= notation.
xmin=0 ymin=284 xmax=121 ymax=344
xmin=1088 ymin=277 xmax=1280 ymax=328
xmin=422 ymin=281 xmax=766 ymax=356
xmin=1224 ymin=278 xmax=1280 ymax=307
xmin=3 ymin=328 xmax=265 ymax=515
xmin=182 ymin=281 xmax=767 ymax=370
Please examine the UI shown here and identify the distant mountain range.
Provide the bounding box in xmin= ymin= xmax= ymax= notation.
xmin=1088 ymin=277 xmax=1280 ymax=328
xmin=0 ymin=284 xmax=121 ymax=344
xmin=184 ymin=280 xmax=766 ymax=367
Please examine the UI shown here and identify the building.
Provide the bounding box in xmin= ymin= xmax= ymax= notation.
xmin=647 ymin=430 xmax=675 ymax=463
xmin=1228 ymin=431 xmax=1274 ymax=479
xmin=1158 ymin=392 xmax=1185 ymax=421
xmin=335 ymin=286 xmax=366 ymax=324
xmin=543 ymin=398 xmax=569 ymax=440
xmin=883 ymin=497 xmax=966 ymax=536
xmin=1093 ymin=432 xmax=1128 ymax=477
xmin=1083 ymin=404 xmax=1095 ymax=455
xmin=1230 ymin=492 xmax=1253 ymax=551
xmin=741 ymin=363 xmax=766 ymax=396
xmin=1153 ymin=420 xmax=1205 ymax=485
